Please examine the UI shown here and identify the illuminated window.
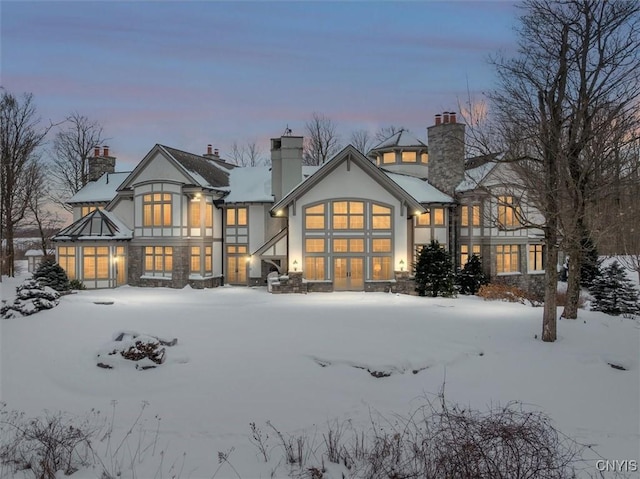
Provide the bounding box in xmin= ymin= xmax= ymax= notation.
xmin=333 ymin=201 xmax=363 ymax=229
xmin=382 ymin=152 xmax=395 ymax=164
xmin=496 ymin=244 xmax=519 ymax=273
xmin=420 ymin=153 xmax=428 ymax=164
xmin=305 ymin=238 xmax=325 ymax=253
xmin=190 ymin=201 xmax=201 ymax=227
xmin=401 ymin=151 xmax=416 ymax=162
xmin=433 ymin=208 xmax=445 ymax=225
xmin=498 ymin=196 xmax=521 ymax=228
xmin=372 ymin=204 xmax=391 ymax=230
xmin=372 ymin=238 xmax=391 ymax=252
xmin=190 ymin=246 xmax=201 ymax=272
xmin=226 ymin=207 xmax=247 ymax=226
xmin=305 ymin=204 xmax=325 ymax=229
xmin=205 ymin=246 xmax=212 ymax=273
xmin=304 ymin=257 xmax=325 ymax=280
xmin=460 ymin=244 xmax=481 ymax=267
xmin=332 ymin=238 xmax=364 ymax=253
xmin=461 ymin=205 xmax=481 ymax=227
xmin=417 ymin=212 xmax=430 ymax=226
xmin=58 ymin=246 xmax=76 ymax=280
xmin=205 ymin=203 xmax=213 ymax=228
xmin=144 ymin=246 xmax=173 ymax=275
xmin=529 ymin=244 xmax=544 ymax=271
xmin=81 ymin=206 xmax=102 ymax=217
xmin=83 ymin=246 xmax=109 ymax=280
xmin=143 ymin=193 xmax=172 ymax=227
xmin=372 ymin=257 xmax=391 ymax=280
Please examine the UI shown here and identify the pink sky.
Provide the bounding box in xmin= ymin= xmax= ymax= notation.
xmin=2 ymin=1 xmax=519 ymax=170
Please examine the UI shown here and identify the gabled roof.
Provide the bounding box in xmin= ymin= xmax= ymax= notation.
xmin=53 ymin=209 xmax=132 ymax=241
xmin=371 ymin=129 xmax=427 ymax=150
xmin=252 ymin=227 xmax=288 ymax=256
xmin=67 ymin=172 xmax=131 ymax=204
xmin=270 ymin=145 xmax=426 ymax=215
xmin=456 ymin=153 xmax=503 ymax=193
xmin=117 ymin=144 xmax=230 ymax=192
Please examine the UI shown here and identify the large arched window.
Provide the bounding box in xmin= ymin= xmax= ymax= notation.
xmin=302 ymin=200 xmax=393 ymax=284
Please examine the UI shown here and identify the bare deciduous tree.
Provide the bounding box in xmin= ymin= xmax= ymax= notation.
xmin=49 ymin=112 xmax=105 ymax=210
xmin=487 ymin=0 xmax=640 ymax=340
xmin=0 ymin=91 xmax=51 ymax=278
xmin=227 ymin=140 xmax=267 ymax=167
xmin=303 ymin=112 xmax=342 ymax=166
xmin=350 ymin=129 xmax=374 ymax=155
xmin=374 ymin=125 xmax=405 ymax=144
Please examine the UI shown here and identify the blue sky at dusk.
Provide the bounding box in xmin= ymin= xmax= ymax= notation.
xmin=2 ymin=1 xmax=519 ymax=170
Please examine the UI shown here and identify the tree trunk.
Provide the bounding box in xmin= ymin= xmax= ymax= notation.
xmin=562 ymin=244 xmax=581 ymax=319
xmin=542 ymin=226 xmax=558 ymax=342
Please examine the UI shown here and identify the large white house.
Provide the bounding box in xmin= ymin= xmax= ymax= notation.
xmin=53 ymin=113 xmax=546 ymax=293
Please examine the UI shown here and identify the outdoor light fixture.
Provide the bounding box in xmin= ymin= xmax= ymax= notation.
xmin=399 ymin=259 xmax=405 ymax=271
xmin=246 ymin=255 xmax=252 ymax=263
xmin=293 ymin=260 xmax=298 ymax=271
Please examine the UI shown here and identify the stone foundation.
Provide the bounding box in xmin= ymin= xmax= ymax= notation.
xmin=270 ymin=272 xmax=306 ymax=293
xmin=392 ymin=271 xmax=418 ymax=295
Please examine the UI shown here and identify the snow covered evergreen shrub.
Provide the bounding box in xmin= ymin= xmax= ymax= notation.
xmin=0 ymin=278 xmax=60 ymax=319
xmin=457 ymin=254 xmax=488 ymax=295
xmin=33 ymin=258 xmax=70 ymax=292
xmin=414 ymin=240 xmax=456 ymax=297
xmin=69 ymin=279 xmax=86 ymax=290
xmin=589 ymin=261 xmax=639 ymax=317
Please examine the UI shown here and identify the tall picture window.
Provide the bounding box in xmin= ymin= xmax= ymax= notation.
xmin=143 ymin=193 xmax=172 ymax=227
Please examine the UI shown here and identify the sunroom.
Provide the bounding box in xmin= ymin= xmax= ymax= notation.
xmin=52 ymin=209 xmax=133 ymax=289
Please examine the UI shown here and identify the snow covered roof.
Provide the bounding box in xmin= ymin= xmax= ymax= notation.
xmin=224 ymin=166 xmax=320 ymax=203
xmin=25 ymin=249 xmax=54 ymax=257
xmin=159 ymin=145 xmax=231 ymax=189
xmin=371 ymin=129 xmax=427 ymax=150
xmin=67 ymin=172 xmax=131 ymax=204
xmin=456 ymin=154 xmax=502 ymax=193
xmin=53 ymin=209 xmax=132 ymax=241
xmin=384 ymin=172 xmax=454 ymax=203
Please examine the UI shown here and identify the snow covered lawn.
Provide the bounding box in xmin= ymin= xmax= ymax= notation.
xmin=1 ymin=275 xmax=638 ymax=478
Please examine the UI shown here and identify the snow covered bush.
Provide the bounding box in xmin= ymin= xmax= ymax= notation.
xmin=0 ymin=278 xmax=60 ymax=319
xmin=589 ymin=261 xmax=639 ymax=317
xmin=456 ymin=254 xmax=488 ymax=295
xmin=32 ymin=258 xmax=70 ymax=292
xmin=96 ymin=331 xmax=182 ymax=370
xmin=414 ymin=240 xmax=456 ymax=297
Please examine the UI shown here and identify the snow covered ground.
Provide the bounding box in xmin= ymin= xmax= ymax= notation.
xmin=1 ymin=262 xmax=638 ymax=478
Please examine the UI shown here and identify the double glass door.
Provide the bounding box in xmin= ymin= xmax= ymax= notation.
xmin=333 ymin=257 xmax=363 ymax=291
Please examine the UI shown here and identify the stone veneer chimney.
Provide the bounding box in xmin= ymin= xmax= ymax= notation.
xmin=426 ymin=112 xmax=465 ymax=195
xmin=88 ymin=145 xmax=116 ymax=182
xmin=271 ymin=135 xmax=303 ymax=203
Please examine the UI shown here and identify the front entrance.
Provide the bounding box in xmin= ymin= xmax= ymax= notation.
xmin=333 ymin=257 xmax=364 ymax=291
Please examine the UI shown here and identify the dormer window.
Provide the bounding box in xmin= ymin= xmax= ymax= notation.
xmin=382 ymin=152 xmax=395 ymax=164
xmin=402 ymin=151 xmax=416 ymax=163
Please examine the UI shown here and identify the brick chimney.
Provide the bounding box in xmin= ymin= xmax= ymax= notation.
xmin=427 ymin=112 xmax=465 ymax=194
xmin=88 ymin=146 xmax=116 ymax=182
xmin=204 ymin=144 xmax=221 ymax=161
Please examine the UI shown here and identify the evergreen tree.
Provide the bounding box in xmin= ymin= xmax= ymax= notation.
xmin=414 ymin=240 xmax=456 ymax=297
xmin=33 ymin=258 xmax=70 ymax=292
xmin=580 ymin=236 xmax=601 ymax=287
xmin=589 ymin=261 xmax=639 ymax=317
xmin=457 ymin=255 xmax=489 ymax=295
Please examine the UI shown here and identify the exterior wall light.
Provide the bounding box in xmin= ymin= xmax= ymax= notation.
xmin=293 ymin=260 xmax=298 ymax=271
xmin=399 ymin=259 xmax=405 ymax=272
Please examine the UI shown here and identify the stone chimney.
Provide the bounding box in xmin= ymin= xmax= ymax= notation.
xmin=88 ymin=145 xmax=116 ymax=182
xmin=426 ymin=112 xmax=465 ymax=195
xmin=271 ymin=135 xmax=303 ymax=203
